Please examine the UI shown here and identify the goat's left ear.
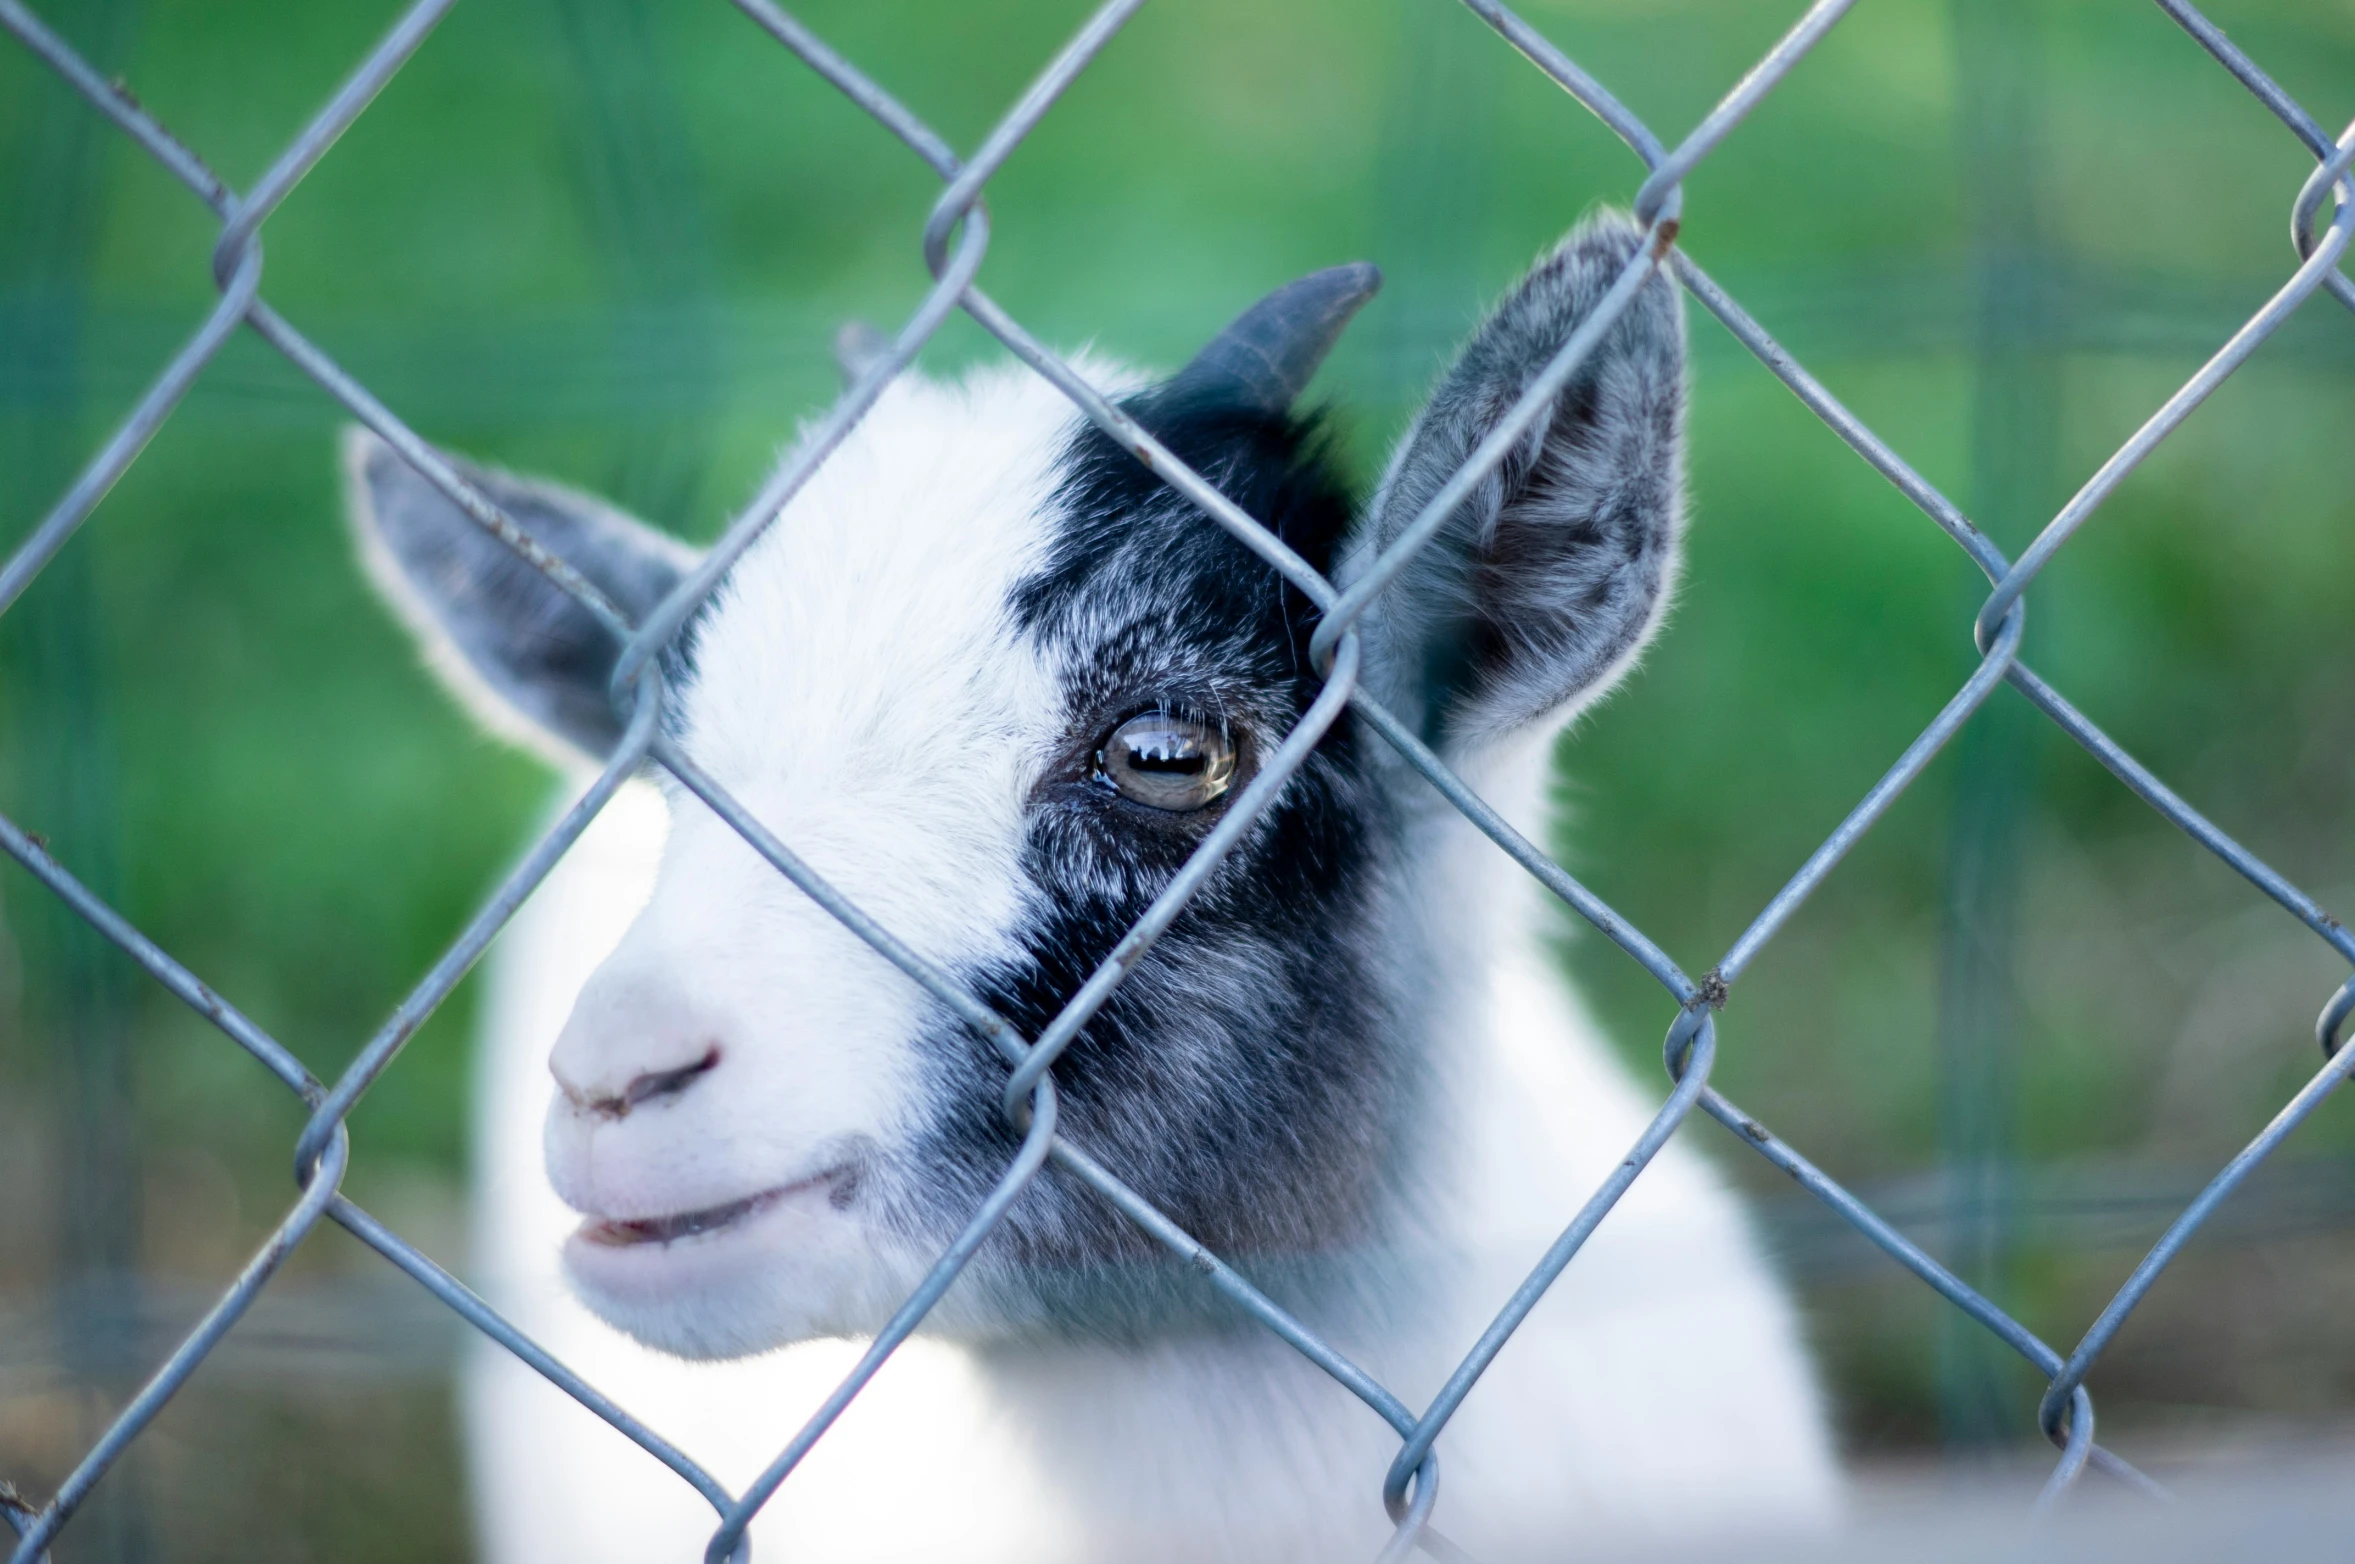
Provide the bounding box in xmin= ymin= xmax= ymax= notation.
xmin=1355 ymin=214 xmax=1685 ymax=754
xmin=343 ymin=428 xmax=698 ymax=766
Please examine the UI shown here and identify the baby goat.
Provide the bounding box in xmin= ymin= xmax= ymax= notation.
xmin=348 ymin=214 xmax=1838 ymax=1564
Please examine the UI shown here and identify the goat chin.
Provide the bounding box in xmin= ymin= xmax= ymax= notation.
xmin=557 ymin=1183 xmax=915 ymax=1362
xmin=461 ymin=770 xmax=1841 ymax=1564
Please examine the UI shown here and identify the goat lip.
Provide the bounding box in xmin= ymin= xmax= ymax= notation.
xmin=574 ymin=1169 xmax=845 ymax=1250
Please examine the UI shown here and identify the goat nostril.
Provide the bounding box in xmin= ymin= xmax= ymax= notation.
xmin=581 ymin=1046 xmax=721 ymax=1120
xmin=619 ymin=1046 xmax=721 ymax=1115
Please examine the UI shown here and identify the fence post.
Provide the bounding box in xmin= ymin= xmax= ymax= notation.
xmin=0 ymin=2 xmax=150 ymax=1557
xmin=548 ymin=0 xmax=725 ymax=526
xmin=1937 ymin=0 xmax=2058 ymax=1453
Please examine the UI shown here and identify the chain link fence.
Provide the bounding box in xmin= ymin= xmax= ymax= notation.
xmin=2 ymin=0 xmax=2352 ymax=1558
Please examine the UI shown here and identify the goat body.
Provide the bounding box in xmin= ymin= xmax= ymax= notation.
xmin=351 ymin=216 xmax=1840 ymax=1563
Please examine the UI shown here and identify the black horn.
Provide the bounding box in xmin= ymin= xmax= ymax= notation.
xmin=1166 ymin=262 xmax=1381 ymax=414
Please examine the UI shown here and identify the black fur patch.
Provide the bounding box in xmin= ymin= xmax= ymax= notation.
xmin=894 ymin=389 xmax=1414 ymax=1336
xmin=854 ymin=216 xmax=1684 ymax=1338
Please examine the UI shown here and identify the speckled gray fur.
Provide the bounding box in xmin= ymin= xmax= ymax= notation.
xmin=1354 ymin=213 xmax=1686 ymax=753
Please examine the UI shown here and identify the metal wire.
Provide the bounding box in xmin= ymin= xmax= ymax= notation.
xmin=2 ymin=0 xmax=2351 ymax=1558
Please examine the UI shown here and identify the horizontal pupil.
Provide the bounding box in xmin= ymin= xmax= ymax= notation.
xmin=1104 ymin=714 xmax=1232 ymax=805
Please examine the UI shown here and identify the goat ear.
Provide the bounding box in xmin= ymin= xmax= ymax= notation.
xmin=342 ymin=428 xmax=697 ymax=765
xmin=1356 ymin=214 xmax=1685 ymax=753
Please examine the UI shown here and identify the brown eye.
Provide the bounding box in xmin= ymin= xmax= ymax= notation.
xmin=1096 ymin=711 xmax=1237 ymax=812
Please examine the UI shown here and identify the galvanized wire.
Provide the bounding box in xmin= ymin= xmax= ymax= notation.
xmin=2 ymin=0 xmax=2352 ymax=1558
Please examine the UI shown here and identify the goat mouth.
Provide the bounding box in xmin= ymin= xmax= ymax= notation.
xmin=576 ymin=1169 xmax=847 ymax=1249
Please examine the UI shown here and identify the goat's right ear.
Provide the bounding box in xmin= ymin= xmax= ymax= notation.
xmin=342 ymin=428 xmax=698 ymax=765
xmin=1354 ymin=215 xmax=1685 ymax=757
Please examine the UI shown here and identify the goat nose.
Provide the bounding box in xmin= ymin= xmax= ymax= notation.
xmin=554 ymin=1044 xmax=721 ymax=1121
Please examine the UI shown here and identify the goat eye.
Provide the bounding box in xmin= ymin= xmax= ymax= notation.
xmin=1096 ymin=711 xmax=1237 ymax=812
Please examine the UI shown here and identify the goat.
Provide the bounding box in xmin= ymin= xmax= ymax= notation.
xmin=346 ymin=213 xmax=1840 ymax=1564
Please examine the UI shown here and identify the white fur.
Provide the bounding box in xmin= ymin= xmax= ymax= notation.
xmin=466 ymin=746 xmax=1838 ymax=1562
xmin=546 ymin=367 xmax=1105 ymax=1356
xmin=437 ymin=364 xmax=1839 ymax=1561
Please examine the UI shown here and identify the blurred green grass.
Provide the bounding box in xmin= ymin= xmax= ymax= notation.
xmin=4 ymin=0 xmax=2355 ymax=1554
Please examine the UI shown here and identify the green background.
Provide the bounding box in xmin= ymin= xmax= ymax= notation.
xmin=3 ymin=0 xmax=2353 ymax=1556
